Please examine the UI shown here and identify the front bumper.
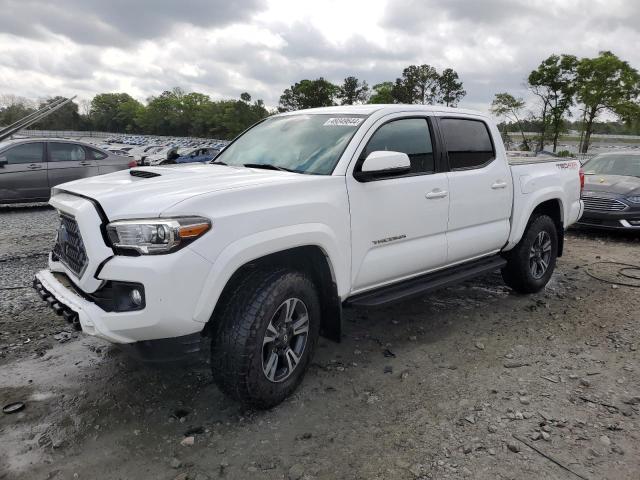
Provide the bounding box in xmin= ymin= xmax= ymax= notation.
xmin=35 ymin=243 xmax=213 ymax=345
xmin=576 ymin=210 xmax=640 ymax=230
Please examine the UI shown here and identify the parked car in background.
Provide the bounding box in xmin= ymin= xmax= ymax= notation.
xmin=577 ymin=152 xmax=640 ymax=230
xmin=174 ymin=146 xmax=220 ymax=164
xmin=107 ymin=148 xmax=134 ymax=157
xmin=0 ymin=138 xmax=135 ymax=204
xmin=145 ymin=146 xmax=179 ymax=166
xmin=132 ymin=145 xmax=163 ymax=166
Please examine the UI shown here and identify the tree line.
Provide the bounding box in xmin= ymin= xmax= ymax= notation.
xmin=490 ymin=51 xmax=640 ymax=153
xmin=2 ymin=54 xmax=638 ymax=149
xmin=0 ymin=89 xmax=270 ymax=140
xmin=0 ymin=64 xmax=465 ymax=140
xmin=277 ymin=65 xmax=466 ymax=111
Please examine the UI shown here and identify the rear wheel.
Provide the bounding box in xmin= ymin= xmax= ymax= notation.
xmin=502 ymin=214 xmax=558 ymax=293
xmin=211 ymin=269 xmax=320 ymax=408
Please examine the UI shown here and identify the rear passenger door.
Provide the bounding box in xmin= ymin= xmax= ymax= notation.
xmin=0 ymin=142 xmax=48 ymax=202
xmin=47 ymin=142 xmax=98 ymax=188
xmin=438 ymin=117 xmax=512 ymax=263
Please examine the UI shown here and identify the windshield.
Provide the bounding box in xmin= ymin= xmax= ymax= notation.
xmin=214 ymin=114 xmax=366 ymax=174
xmin=583 ymin=154 xmax=640 ymax=177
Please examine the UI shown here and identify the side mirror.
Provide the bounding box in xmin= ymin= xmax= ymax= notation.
xmin=0 ymin=156 xmax=7 ymax=168
xmin=355 ymin=151 xmax=411 ymax=181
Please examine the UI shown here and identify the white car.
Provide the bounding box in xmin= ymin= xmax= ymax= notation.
xmin=34 ymin=105 xmax=584 ymax=408
xmin=145 ymin=145 xmax=179 ymax=166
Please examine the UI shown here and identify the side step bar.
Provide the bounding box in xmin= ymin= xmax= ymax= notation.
xmin=344 ymin=255 xmax=507 ymax=308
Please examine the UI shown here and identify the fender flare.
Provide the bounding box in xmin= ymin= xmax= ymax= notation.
xmin=505 ymin=187 xmax=565 ymax=251
xmin=192 ymin=223 xmax=348 ymax=323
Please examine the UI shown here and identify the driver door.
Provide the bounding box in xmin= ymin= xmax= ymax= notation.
xmin=346 ymin=115 xmax=450 ymax=293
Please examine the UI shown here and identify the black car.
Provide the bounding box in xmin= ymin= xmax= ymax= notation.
xmin=577 ymin=152 xmax=640 ymax=230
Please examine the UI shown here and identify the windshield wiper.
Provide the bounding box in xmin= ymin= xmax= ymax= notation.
xmin=243 ymin=163 xmax=299 ymax=173
xmin=210 ymin=160 xmax=227 ymax=165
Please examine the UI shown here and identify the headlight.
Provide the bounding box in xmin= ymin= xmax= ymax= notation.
xmin=106 ymin=216 xmax=211 ymax=254
xmin=627 ymin=196 xmax=640 ymax=204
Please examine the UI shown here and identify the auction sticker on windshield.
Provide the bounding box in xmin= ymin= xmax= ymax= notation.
xmin=323 ymin=118 xmax=364 ymax=126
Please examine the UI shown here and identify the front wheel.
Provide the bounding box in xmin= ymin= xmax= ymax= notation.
xmin=211 ymin=269 xmax=321 ymax=408
xmin=502 ymin=214 xmax=558 ymax=294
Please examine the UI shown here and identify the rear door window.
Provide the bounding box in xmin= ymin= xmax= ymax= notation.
xmin=2 ymin=142 xmax=44 ymax=164
xmin=440 ymin=118 xmax=495 ymax=170
xmin=49 ymin=143 xmax=86 ymax=162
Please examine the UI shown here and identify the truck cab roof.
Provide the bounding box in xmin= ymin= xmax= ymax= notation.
xmin=278 ymin=104 xmax=488 ymax=118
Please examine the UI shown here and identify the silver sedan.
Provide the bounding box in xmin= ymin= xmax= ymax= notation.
xmin=0 ymin=138 xmax=135 ymax=204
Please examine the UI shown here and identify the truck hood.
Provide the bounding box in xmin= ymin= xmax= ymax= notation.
xmin=583 ymin=174 xmax=640 ymax=196
xmin=55 ymin=164 xmax=307 ymax=218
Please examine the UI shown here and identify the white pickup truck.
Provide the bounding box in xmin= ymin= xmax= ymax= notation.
xmin=34 ymin=105 xmax=584 ymax=407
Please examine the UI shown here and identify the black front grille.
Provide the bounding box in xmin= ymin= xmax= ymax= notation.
xmin=52 ymin=214 xmax=88 ymax=277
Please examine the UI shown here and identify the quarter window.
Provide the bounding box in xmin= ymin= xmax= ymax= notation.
xmin=49 ymin=143 xmax=86 ymax=162
xmin=1 ymin=142 xmax=44 ymax=164
xmin=360 ymin=118 xmax=434 ymax=174
xmin=440 ymin=118 xmax=495 ymax=170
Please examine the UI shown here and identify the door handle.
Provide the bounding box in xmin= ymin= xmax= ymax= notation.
xmin=79 ymin=161 xmax=92 ymax=166
xmin=27 ymin=164 xmax=42 ymax=170
xmin=425 ymin=189 xmax=448 ymax=199
xmin=491 ymin=181 xmax=508 ymax=189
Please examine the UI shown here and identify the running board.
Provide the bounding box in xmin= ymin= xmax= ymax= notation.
xmin=344 ymin=255 xmax=507 ymax=308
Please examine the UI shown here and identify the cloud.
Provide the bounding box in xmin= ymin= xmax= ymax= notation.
xmin=0 ymin=0 xmax=639 ymax=113
xmin=0 ymin=0 xmax=268 ymax=46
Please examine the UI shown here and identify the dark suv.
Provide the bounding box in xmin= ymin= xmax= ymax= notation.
xmin=0 ymin=138 xmax=135 ymax=204
xmin=577 ymin=152 xmax=640 ymax=230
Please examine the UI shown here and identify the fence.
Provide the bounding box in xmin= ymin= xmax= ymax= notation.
xmin=15 ymin=129 xmax=229 ymax=145
xmin=18 ymin=130 xmax=113 ymax=138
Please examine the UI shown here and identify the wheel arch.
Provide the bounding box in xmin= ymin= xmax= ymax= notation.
xmin=529 ymin=198 xmax=564 ymax=257
xmin=196 ymin=234 xmax=345 ymax=342
xmin=211 ymin=246 xmax=341 ymax=341
xmin=506 ymin=190 xmax=566 ymax=255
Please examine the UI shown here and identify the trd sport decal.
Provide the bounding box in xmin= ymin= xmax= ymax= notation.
xmin=555 ymin=161 xmax=580 ymax=170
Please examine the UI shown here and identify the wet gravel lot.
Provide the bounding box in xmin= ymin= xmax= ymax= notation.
xmin=1 ymin=204 xmax=639 ymax=480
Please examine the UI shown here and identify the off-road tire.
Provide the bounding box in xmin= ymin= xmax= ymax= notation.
xmin=211 ymin=269 xmax=321 ymax=409
xmin=502 ymin=214 xmax=558 ymax=294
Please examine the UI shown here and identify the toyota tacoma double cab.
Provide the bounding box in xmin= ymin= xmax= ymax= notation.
xmin=34 ymin=105 xmax=584 ymax=408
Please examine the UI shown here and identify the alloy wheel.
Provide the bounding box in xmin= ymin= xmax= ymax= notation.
xmin=529 ymin=230 xmax=552 ymax=279
xmin=261 ymin=297 xmax=310 ymax=383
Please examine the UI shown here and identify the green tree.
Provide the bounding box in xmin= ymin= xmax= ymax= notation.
xmin=337 ymin=76 xmax=369 ymax=105
xmin=278 ymin=78 xmax=339 ymax=112
xmin=575 ymin=51 xmax=640 ymax=153
xmin=392 ymin=64 xmax=440 ymax=104
xmin=139 ymin=89 xmax=182 ymax=135
xmin=434 ymin=68 xmax=466 ymax=107
xmin=528 ymin=54 xmax=578 ymax=152
xmin=180 ymin=92 xmax=212 ymax=136
xmin=208 ymin=96 xmax=269 ymax=139
xmin=368 ymin=82 xmax=395 ymax=104
xmin=490 ymin=93 xmax=529 ymax=150
xmin=90 ymin=93 xmax=144 ymax=133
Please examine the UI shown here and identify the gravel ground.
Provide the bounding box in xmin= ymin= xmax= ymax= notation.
xmin=1 ymin=204 xmax=639 ymax=480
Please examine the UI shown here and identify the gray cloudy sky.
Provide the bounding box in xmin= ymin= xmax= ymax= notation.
xmin=0 ymin=0 xmax=639 ymax=113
